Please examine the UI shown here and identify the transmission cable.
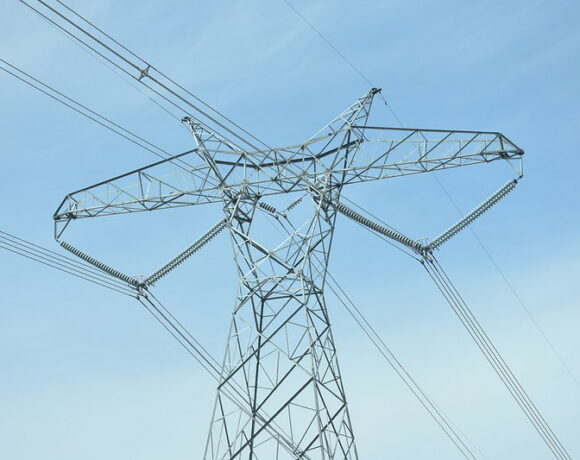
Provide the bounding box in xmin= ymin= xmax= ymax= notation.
xmin=0 ymin=230 xmax=130 ymax=285
xmin=0 ymin=231 xmax=135 ymax=296
xmin=0 ymin=232 xmax=131 ymax=290
xmin=52 ymin=0 xmax=272 ymax=151
xmin=338 ymin=196 xmax=571 ymax=459
xmin=0 ymin=58 xmax=203 ymax=177
xmin=44 ymin=19 xmax=184 ymax=125
xmin=20 ymin=0 xmax=268 ymax=153
xmin=324 ymin=271 xmax=481 ymax=459
xmin=17 ymin=1 xmax=190 ymax=128
xmin=433 ymin=173 xmax=580 ymax=391
xmin=422 ymin=255 xmax=571 ymax=459
xmin=0 ymin=59 xmax=170 ymax=159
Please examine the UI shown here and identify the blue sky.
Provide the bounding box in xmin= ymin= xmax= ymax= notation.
xmin=1 ymin=0 xmax=579 ymax=458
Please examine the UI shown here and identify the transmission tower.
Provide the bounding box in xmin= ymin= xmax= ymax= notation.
xmin=14 ymin=1 xmax=533 ymax=458
xmin=7 ymin=2 xmax=576 ymax=459
xmin=53 ymin=86 xmax=524 ymax=458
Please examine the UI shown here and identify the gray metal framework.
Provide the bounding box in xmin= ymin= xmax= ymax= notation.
xmin=54 ymin=87 xmax=523 ymax=459
xmin=10 ymin=1 xmax=577 ymax=458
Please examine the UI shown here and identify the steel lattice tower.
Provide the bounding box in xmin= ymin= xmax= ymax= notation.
xmin=197 ymin=95 xmax=375 ymax=458
xmin=12 ymin=2 xmax=577 ymax=458
xmin=54 ymin=87 xmax=523 ymax=459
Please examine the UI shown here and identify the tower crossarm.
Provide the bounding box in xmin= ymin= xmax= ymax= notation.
xmin=331 ymin=126 xmax=524 ymax=186
xmin=52 ymin=83 xmax=523 ymax=243
xmin=52 ymin=148 xmax=221 ymax=231
xmin=50 ymin=144 xmax=321 ymax=227
xmin=51 ymin=89 xmax=380 ymax=228
xmin=53 ymin=127 xmax=523 ymax=232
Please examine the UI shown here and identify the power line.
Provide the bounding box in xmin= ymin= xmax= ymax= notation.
xmin=281 ymin=0 xmax=403 ymax=126
xmin=0 ymin=231 xmax=135 ymax=296
xmin=19 ymin=0 xmax=270 ymax=153
xmin=0 ymin=58 xmax=168 ymax=160
xmin=53 ymin=0 xmax=272 ymax=151
xmin=0 ymin=238 xmax=134 ymax=295
xmin=0 ymin=57 xmax=208 ymax=176
xmin=0 ymin=233 xmax=130 ymax=291
xmin=0 ymin=230 xmax=128 ymax=285
xmin=423 ymin=256 xmax=571 ymax=459
xmin=16 ymin=0 xmax=193 ymax=128
xmin=324 ymin=271 xmax=481 ymax=460
xmin=335 ymin=195 xmax=571 ymax=459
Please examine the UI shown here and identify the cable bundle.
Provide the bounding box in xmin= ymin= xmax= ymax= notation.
xmin=0 ymin=230 xmax=136 ymax=296
xmin=17 ymin=0 xmax=270 ymax=153
xmin=423 ymin=256 xmax=571 ymax=460
xmin=59 ymin=241 xmax=139 ymax=287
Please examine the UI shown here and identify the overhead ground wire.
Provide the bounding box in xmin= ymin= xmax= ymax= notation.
xmin=52 ymin=0 xmax=272 ymax=150
xmin=20 ymin=0 xmax=269 ymax=152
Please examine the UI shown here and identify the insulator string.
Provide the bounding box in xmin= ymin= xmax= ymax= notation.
xmin=429 ymin=180 xmax=518 ymax=250
xmin=144 ymin=219 xmax=227 ymax=286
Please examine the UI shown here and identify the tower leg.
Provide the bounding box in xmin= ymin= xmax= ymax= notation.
xmin=204 ymin=191 xmax=358 ymax=459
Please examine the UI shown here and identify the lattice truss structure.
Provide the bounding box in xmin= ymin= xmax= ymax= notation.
xmin=25 ymin=1 xmax=524 ymax=457
xmin=54 ymin=89 xmax=523 ymax=459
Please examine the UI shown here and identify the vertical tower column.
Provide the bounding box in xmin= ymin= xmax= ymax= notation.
xmin=205 ymin=185 xmax=358 ymax=459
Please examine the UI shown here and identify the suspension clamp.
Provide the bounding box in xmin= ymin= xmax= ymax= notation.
xmin=138 ymin=65 xmax=151 ymax=81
